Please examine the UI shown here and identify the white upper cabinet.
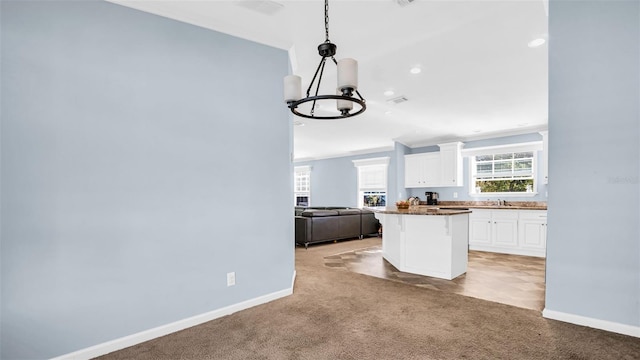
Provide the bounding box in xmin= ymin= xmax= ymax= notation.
xmin=404 ymin=154 xmax=423 ymax=188
xmin=404 ymin=142 xmax=463 ymax=188
xmin=404 ymin=152 xmax=441 ymax=188
xmin=438 ymin=142 xmax=464 ymax=187
xmin=540 ymin=131 xmax=548 ymax=184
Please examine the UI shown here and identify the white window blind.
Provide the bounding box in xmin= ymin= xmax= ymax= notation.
xmin=358 ymin=164 xmax=387 ymax=190
xmin=474 ymin=152 xmax=535 ymax=181
xmin=294 ymin=167 xmax=310 ymax=192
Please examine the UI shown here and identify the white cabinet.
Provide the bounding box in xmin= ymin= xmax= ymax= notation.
xmin=468 ymin=210 xmax=492 ymax=246
xmin=469 ymin=209 xmax=544 ymax=257
xmin=404 ymin=153 xmax=441 ymax=188
xmin=438 ymin=142 xmax=464 ymax=186
xmin=404 ymin=154 xmax=424 ymax=188
xmin=493 ymin=211 xmax=519 ymax=247
xmin=540 ymin=131 xmax=548 ymax=184
xmin=469 ymin=209 xmax=518 ymax=249
xmin=404 ymin=142 xmax=462 ymax=188
xmin=518 ymin=211 xmax=547 ymax=256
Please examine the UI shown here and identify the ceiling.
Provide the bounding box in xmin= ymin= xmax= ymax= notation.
xmin=108 ymin=0 xmax=548 ymax=161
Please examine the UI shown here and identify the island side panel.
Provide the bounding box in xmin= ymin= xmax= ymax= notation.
xmin=378 ymin=213 xmax=403 ymax=269
xmin=403 ymin=215 xmax=457 ymax=279
xmin=450 ymin=213 xmax=470 ymax=279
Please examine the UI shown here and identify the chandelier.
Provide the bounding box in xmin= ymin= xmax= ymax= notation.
xmin=283 ymin=0 xmax=366 ymax=120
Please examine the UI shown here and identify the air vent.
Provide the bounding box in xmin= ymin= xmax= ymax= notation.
xmin=395 ymin=0 xmax=416 ymax=7
xmin=237 ymin=0 xmax=284 ymax=15
xmin=387 ymin=96 xmax=409 ymax=104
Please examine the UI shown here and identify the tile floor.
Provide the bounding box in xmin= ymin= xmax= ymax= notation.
xmin=324 ymin=241 xmax=546 ymax=311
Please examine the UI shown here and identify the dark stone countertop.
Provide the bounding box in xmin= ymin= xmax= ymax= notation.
xmin=369 ymin=207 xmax=472 ymax=216
xmin=416 ymin=200 xmax=547 ymax=211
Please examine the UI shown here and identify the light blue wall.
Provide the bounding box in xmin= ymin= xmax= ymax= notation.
xmin=1 ymin=1 xmax=293 ymax=359
xmin=296 ymin=157 xmax=358 ymax=207
xmin=406 ymin=133 xmax=549 ymax=202
xmin=295 ymin=149 xmax=400 ymax=207
xmin=394 ymin=142 xmax=411 ymax=201
xmin=546 ymin=0 xmax=639 ymax=328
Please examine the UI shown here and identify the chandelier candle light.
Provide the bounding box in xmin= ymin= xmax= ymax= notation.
xmin=283 ymin=0 xmax=366 ymax=120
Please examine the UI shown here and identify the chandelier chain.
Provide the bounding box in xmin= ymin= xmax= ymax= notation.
xmin=324 ymin=0 xmax=330 ymax=42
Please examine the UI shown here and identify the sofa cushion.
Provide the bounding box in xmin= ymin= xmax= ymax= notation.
xmin=301 ymin=209 xmax=339 ymax=217
xmin=361 ymin=210 xmax=380 ymax=236
xmin=336 ymin=209 xmax=361 ymax=215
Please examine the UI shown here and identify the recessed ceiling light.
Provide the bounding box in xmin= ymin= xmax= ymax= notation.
xmin=384 ymin=90 xmax=395 ymax=96
xmin=385 ymin=110 xmax=393 ymax=115
xmin=528 ymin=38 xmax=546 ymax=48
xmin=410 ymin=67 xmax=421 ymax=74
xmin=473 ymin=129 xmax=482 ymax=133
xmin=293 ymin=121 xmax=305 ymax=126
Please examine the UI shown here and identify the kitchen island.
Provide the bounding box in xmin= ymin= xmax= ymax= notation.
xmin=371 ymin=207 xmax=471 ymax=280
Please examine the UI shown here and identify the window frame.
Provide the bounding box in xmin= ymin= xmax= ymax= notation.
xmin=294 ymin=166 xmax=311 ymax=206
xmin=353 ymin=157 xmax=390 ymax=208
xmin=464 ymin=142 xmax=542 ymax=198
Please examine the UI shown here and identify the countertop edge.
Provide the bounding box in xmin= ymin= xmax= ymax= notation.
xmin=444 ymin=206 xmax=546 ymax=210
xmin=370 ymin=208 xmax=472 ymax=216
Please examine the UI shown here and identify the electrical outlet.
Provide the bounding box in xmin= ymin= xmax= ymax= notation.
xmin=453 ymin=192 xmax=458 ymax=198
xmin=227 ymin=272 xmax=236 ymax=286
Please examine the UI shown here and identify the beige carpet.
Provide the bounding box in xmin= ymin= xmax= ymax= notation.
xmin=96 ymin=238 xmax=640 ymax=359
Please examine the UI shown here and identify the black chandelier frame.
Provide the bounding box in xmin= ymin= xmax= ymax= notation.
xmin=286 ymin=0 xmax=366 ymax=120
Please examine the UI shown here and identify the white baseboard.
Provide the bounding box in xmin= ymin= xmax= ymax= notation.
xmin=291 ymin=270 xmax=297 ymax=288
xmin=52 ymin=277 xmax=296 ymax=360
xmin=542 ymin=308 xmax=640 ymax=338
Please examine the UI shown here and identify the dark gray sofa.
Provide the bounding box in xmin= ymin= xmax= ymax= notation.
xmin=294 ymin=207 xmax=380 ymax=248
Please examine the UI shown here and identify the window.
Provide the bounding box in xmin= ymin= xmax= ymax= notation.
xmin=470 ymin=151 xmax=536 ymax=195
xmin=353 ymin=157 xmax=389 ymax=207
xmin=362 ymin=191 xmax=386 ymax=207
xmin=294 ymin=166 xmax=311 ymax=206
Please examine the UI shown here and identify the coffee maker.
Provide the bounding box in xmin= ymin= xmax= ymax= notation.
xmin=425 ymin=191 xmax=439 ymax=205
